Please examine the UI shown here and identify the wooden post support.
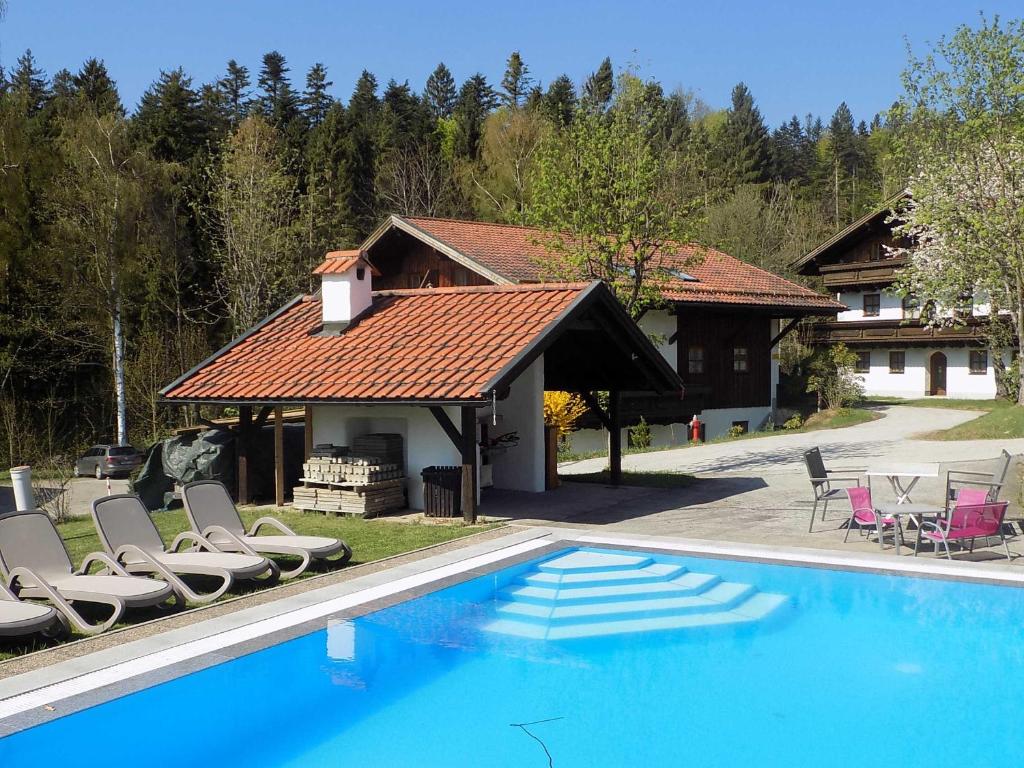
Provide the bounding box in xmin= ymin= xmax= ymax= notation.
xmin=304 ymin=405 xmax=313 ymax=460
xmin=237 ymin=405 xmax=253 ymax=504
xmin=608 ymin=390 xmax=622 ymax=486
xmin=460 ymin=406 xmax=478 ymax=523
xmin=274 ymin=405 xmax=285 ymax=508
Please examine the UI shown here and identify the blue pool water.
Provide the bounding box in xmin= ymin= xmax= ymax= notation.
xmin=3 ymin=546 xmax=1024 ymax=767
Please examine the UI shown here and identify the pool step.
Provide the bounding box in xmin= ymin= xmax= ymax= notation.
xmin=484 ymin=549 xmax=789 ymax=640
xmin=487 ymin=593 xmax=789 ymax=640
xmin=496 ymin=581 xmax=755 ymax=625
xmin=521 ymin=562 xmax=687 ymax=588
xmin=537 ymin=551 xmax=653 ymax=575
xmin=503 ymin=571 xmax=720 ymax=605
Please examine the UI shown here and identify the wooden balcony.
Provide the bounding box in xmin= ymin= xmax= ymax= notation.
xmin=819 ymin=257 xmax=909 ymax=288
xmin=809 ymin=317 xmax=988 ymax=347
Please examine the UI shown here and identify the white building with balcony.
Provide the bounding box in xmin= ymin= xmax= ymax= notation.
xmin=793 ymin=192 xmax=1004 ymax=400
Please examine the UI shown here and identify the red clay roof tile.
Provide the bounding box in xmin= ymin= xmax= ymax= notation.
xmin=162 ymin=284 xmax=591 ymax=403
xmin=400 ymin=216 xmax=842 ymax=312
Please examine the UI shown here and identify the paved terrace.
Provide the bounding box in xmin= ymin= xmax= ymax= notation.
xmin=488 ymin=405 xmax=1024 ymax=560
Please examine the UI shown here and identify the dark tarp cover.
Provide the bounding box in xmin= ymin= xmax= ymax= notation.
xmin=134 ymin=429 xmax=235 ymax=510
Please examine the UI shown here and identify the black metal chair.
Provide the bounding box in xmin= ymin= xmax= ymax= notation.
xmin=804 ymin=447 xmax=863 ymax=532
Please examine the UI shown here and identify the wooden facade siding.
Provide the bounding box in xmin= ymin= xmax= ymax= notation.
xmin=372 ymin=239 xmax=492 ymax=290
xmin=675 ymin=309 xmax=772 ymax=409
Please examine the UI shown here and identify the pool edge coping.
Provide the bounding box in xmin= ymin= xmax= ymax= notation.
xmin=2 ymin=525 xmax=1023 ymax=735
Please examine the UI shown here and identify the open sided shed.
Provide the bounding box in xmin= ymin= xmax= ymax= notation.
xmin=160 ymin=255 xmax=681 ymax=521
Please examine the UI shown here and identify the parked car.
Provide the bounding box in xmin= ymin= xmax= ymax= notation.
xmin=74 ymin=445 xmax=142 ymax=479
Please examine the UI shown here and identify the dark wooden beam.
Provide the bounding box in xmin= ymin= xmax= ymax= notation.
xmin=303 ymin=405 xmax=313 ymax=460
xmin=590 ymin=311 xmax=667 ymax=393
xmin=460 ymin=406 xmax=478 ymax=523
xmin=237 ymin=405 xmax=253 ymax=504
xmin=253 ymin=405 xmax=274 ymax=430
xmin=274 ymin=405 xmax=285 ymax=507
xmin=577 ymin=391 xmax=612 ymax=432
xmin=770 ymin=318 xmax=801 ymax=349
xmin=428 ymin=406 xmax=463 ymax=449
xmin=608 ymin=390 xmax=622 ymax=486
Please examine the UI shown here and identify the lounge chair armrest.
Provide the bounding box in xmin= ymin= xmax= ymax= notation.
xmin=78 ymin=551 xmax=131 ymax=577
xmin=7 ymin=566 xmax=48 ymax=594
xmin=248 ymin=516 xmax=296 ymax=537
xmin=828 ymin=468 xmax=867 ymax=474
xmin=202 ymin=524 xmax=261 ymax=556
xmin=170 ymin=531 xmax=218 ymax=553
xmin=824 ymin=476 xmax=861 ymax=485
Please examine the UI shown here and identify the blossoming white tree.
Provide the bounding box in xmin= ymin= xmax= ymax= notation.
xmin=890 ymin=17 xmax=1024 ymax=402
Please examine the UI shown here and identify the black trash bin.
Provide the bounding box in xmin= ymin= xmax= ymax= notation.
xmin=421 ymin=466 xmax=462 ymax=518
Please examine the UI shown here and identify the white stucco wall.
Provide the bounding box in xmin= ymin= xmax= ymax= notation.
xmin=853 ymin=347 xmax=1000 ymax=399
xmin=311 ymin=403 xmax=465 ymax=510
xmin=485 ymin=356 xmax=545 ymax=493
xmin=638 ymin=309 xmax=677 ymax=367
xmin=837 ymin=289 xmax=991 ymax=322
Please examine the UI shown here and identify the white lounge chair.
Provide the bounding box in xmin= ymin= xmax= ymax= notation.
xmin=0 ymin=581 xmax=65 ymax=639
xmin=92 ymin=494 xmax=280 ymax=604
xmin=182 ymin=480 xmax=352 ymax=579
xmin=0 ymin=510 xmax=177 ymax=635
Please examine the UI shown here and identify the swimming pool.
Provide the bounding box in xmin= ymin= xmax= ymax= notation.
xmin=3 ymin=543 xmax=1024 ymax=767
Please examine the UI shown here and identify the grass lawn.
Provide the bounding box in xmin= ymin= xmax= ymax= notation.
xmin=563 ymin=470 xmax=696 ymax=489
xmin=0 ymin=508 xmax=497 ymax=661
xmin=866 ymin=396 xmax=1006 ymax=412
xmin=917 ymin=404 xmax=1024 ymax=440
xmin=865 ymin=396 xmax=1024 ymax=440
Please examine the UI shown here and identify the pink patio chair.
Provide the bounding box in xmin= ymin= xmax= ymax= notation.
xmin=914 ymin=487 xmax=1012 ymax=560
xmin=843 ymin=486 xmax=900 ymax=550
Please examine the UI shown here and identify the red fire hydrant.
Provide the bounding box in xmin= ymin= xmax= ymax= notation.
xmin=690 ymin=415 xmax=701 ymax=443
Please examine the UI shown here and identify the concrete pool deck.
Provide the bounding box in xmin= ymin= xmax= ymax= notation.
xmin=3 ymin=524 xmax=1024 ymax=737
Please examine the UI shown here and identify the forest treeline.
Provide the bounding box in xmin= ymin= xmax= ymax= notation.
xmin=0 ymin=49 xmax=902 ymax=461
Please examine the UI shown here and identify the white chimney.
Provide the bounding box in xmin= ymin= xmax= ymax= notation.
xmin=315 ymin=250 xmax=374 ymax=329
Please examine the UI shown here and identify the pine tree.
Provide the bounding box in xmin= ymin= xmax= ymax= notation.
xmin=424 ymin=62 xmax=457 ymax=119
xmin=582 ymin=57 xmax=614 ymax=111
xmin=10 ymin=50 xmax=49 ymax=115
xmin=453 ymin=73 xmax=497 ymax=159
xmin=344 ymin=71 xmax=380 ymax=236
xmin=722 ymin=82 xmax=769 ymax=185
xmin=542 ymin=75 xmax=576 ymax=125
xmin=302 ymin=63 xmax=333 ymax=128
xmin=500 ymin=51 xmax=531 ymax=109
xmin=257 ymin=51 xmax=300 ymax=128
xmin=770 ymin=115 xmax=810 ymax=183
xmin=135 ymin=68 xmax=207 ymax=162
xmin=72 ymin=58 xmax=122 ymax=114
xmin=379 ymin=79 xmax=431 ymax=151
xmin=218 ymin=59 xmax=251 ymax=127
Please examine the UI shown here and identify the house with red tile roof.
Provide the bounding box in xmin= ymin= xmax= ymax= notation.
xmin=161 ymin=252 xmax=680 ymax=514
xmin=361 ymin=215 xmax=842 ymax=445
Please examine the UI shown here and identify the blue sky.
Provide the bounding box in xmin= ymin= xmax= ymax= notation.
xmin=1 ymin=1 xmax=1019 ymax=127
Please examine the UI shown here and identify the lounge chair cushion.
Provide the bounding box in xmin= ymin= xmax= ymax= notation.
xmin=47 ymin=574 xmax=170 ymax=599
xmin=0 ymin=600 xmax=56 ymax=624
xmin=236 ymin=534 xmax=341 ymax=557
xmin=149 ymin=551 xmax=268 ymax=576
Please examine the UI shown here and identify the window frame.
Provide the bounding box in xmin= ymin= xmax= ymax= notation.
xmin=687 ymin=345 xmax=705 ymax=375
xmin=888 ymin=350 xmax=905 ymax=374
xmin=732 ymin=346 xmax=749 ymax=374
xmin=854 ymin=350 xmax=871 ymax=373
xmin=901 ymin=295 xmax=921 ymax=320
xmin=969 ymin=350 xmax=988 ymax=375
xmin=863 ymin=293 xmax=881 ymax=317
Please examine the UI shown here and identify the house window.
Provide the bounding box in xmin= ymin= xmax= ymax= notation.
xmin=453 ymin=266 xmax=470 ymax=286
xmin=732 ymin=347 xmax=749 ymax=373
xmin=969 ymin=350 xmax=988 ymax=374
xmin=855 ymin=350 xmax=871 ymax=373
xmin=902 ymin=295 xmax=920 ymax=320
xmin=687 ymin=346 xmax=705 ymax=375
xmin=863 ymin=293 xmax=880 ymax=317
xmin=868 ymin=241 xmax=883 ymax=261
xmin=889 ymin=351 xmax=905 ymax=374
